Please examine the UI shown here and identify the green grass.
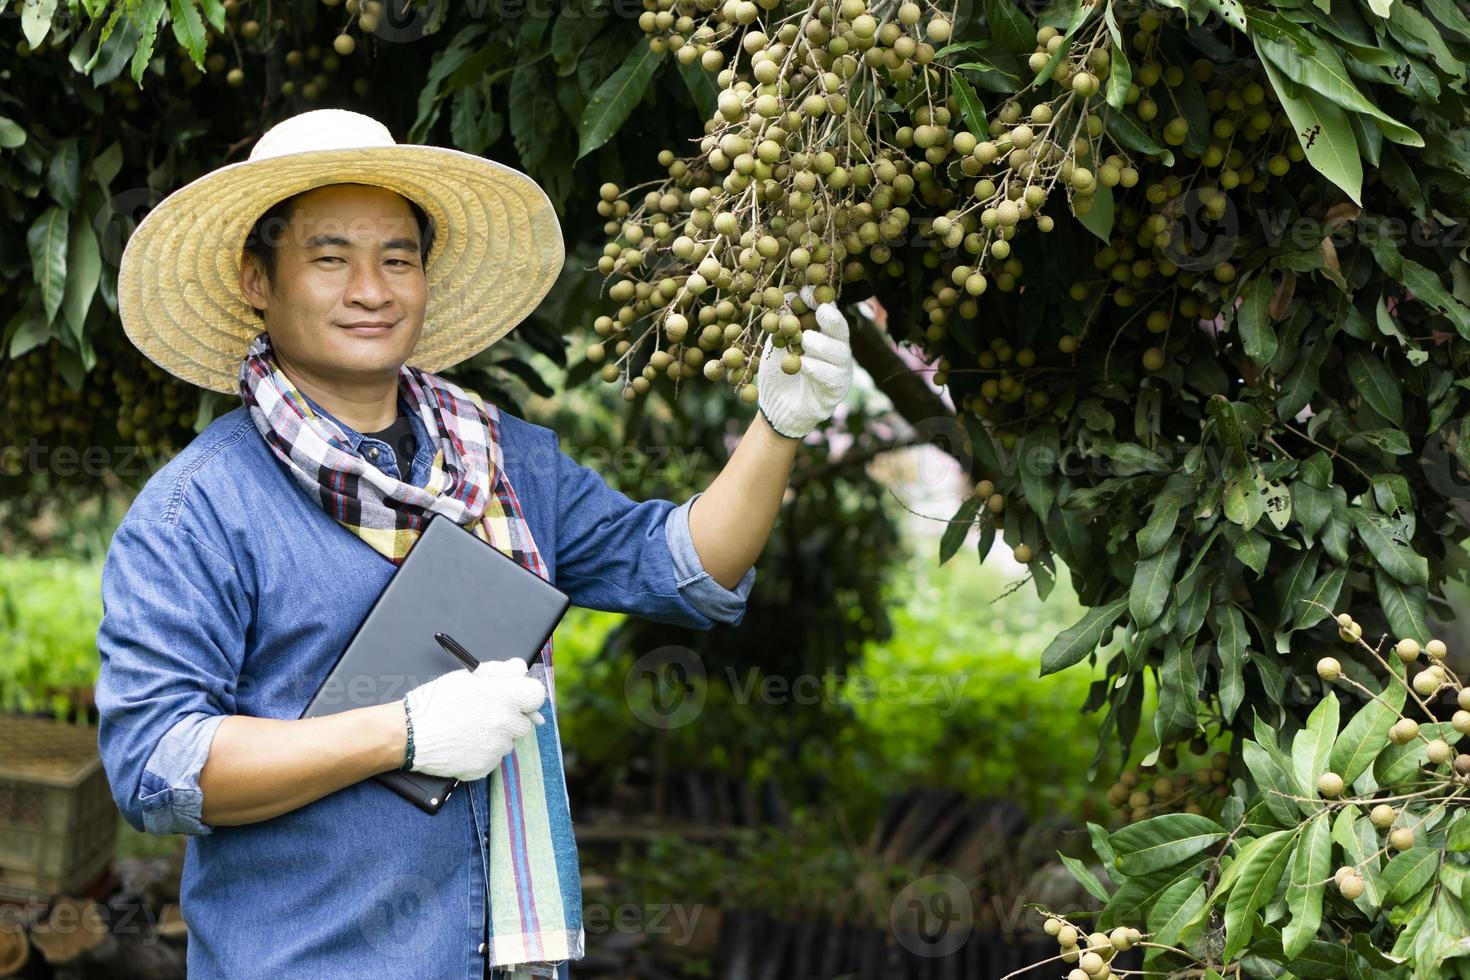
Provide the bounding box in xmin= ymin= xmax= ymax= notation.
xmin=0 ymin=555 xmax=103 ymax=718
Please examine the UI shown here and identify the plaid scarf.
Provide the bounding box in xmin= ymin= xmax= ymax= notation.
xmin=238 ymin=331 xmax=582 ymax=977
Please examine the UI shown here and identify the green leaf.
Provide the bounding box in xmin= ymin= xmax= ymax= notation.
xmin=1155 ymin=639 xmax=1202 ymax=742
xmin=1148 ymin=876 xmax=1207 ymax=949
xmin=169 ymin=0 xmax=208 ymax=69
xmin=1274 ymin=549 xmax=1320 ymax=640
xmin=1255 ymin=34 xmax=1422 ymax=147
xmin=1376 ymin=569 xmax=1430 ymax=645
xmin=1136 ymin=473 xmax=1195 ymax=558
xmin=1233 ymin=528 xmax=1270 ymax=575
xmin=45 ymin=138 xmax=80 ymax=209
xmin=577 ymin=40 xmax=664 ymax=159
xmin=1293 ymin=565 xmax=1346 ymax=632
xmin=1336 ymin=805 xmax=1385 ymax=909
xmin=1283 ymin=815 xmax=1330 ymax=958
xmin=939 ymin=495 xmax=982 ymax=566
xmin=1201 ymin=0 xmax=1248 ymax=31
xmin=675 ymin=58 xmax=719 ymax=120
xmin=1257 ymin=54 xmax=1362 ymax=205
xmin=1291 ymin=481 xmax=1329 ymax=538
xmin=1223 ymin=828 xmax=1298 ymax=961
xmin=1213 ymin=604 xmax=1249 ymax=722
xmin=1102 ymin=1 xmax=1131 ymax=111
xmin=1076 ymin=185 xmax=1115 ymax=243
xmin=1368 ymin=230 xmax=1470 ymax=338
xmin=1129 ymin=535 xmax=1181 ymax=627
xmin=1329 ymin=661 xmax=1405 ymax=784
xmin=27 ymin=206 xmax=68 ymax=327
xmin=983 ymin=0 xmax=1035 ymax=55
xmin=129 ymin=0 xmax=169 ymax=87
xmin=21 ymin=0 xmax=57 ymax=48
xmin=1351 ymin=509 xmax=1428 ymax=586
xmin=1059 ymin=852 xmax=1111 ymax=903
xmin=1244 ymin=739 xmax=1299 ymax=825
xmin=1375 ymin=722 xmax=1463 ymax=784
xmin=1040 ymin=595 xmax=1128 ymax=675
xmin=0 ymin=116 xmax=25 ymax=150
xmin=1017 ymin=424 xmax=1059 ymax=521
xmin=950 ymin=73 xmax=987 ymax=135
xmin=198 ymin=0 xmax=226 ymax=32
xmin=1105 ymin=108 xmax=1174 ymax=167
xmin=409 ymin=23 xmax=494 ymax=143
xmin=1381 ymin=847 xmax=1439 ymax=906
xmin=1291 ymin=690 xmax=1340 ymax=799
xmin=1110 ymin=813 xmax=1227 ymax=876
xmin=1224 ymin=470 xmax=1266 ymax=530
xmin=1236 ymin=275 xmax=1278 ymax=366
xmin=1346 ymin=349 xmax=1404 ymax=425
xmin=1448 ymin=813 xmax=1470 ymax=853
xmin=60 ymin=210 xmax=100 ymax=345
xmin=92 ymin=141 xmax=123 ymax=187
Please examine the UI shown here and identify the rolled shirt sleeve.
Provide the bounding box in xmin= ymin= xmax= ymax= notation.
xmin=664 ymin=492 xmax=756 ymax=627
xmin=96 ymin=520 xmax=247 ymax=836
xmin=546 ymin=430 xmax=756 ymax=630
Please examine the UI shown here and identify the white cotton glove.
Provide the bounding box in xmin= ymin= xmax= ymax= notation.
xmin=401 ymin=658 xmax=547 ymax=781
xmin=756 ymin=285 xmax=854 ymax=440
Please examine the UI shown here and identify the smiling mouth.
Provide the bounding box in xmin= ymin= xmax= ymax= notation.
xmin=339 ymin=322 xmax=397 ymax=333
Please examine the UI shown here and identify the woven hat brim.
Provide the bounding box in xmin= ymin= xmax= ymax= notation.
xmin=116 ymin=145 xmax=565 ymax=395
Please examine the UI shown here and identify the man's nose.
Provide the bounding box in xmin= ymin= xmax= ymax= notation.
xmin=343 ymin=259 xmax=393 ymax=307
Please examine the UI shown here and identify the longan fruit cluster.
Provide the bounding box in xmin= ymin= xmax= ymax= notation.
xmin=1106 ymin=738 xmax=1230 ymax=823
xmin=1042 ymin=917 xmax=1141 ymax=979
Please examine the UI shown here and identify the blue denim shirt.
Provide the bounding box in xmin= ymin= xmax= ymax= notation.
xmin=94 ymin=393 xmax=755 ymax=980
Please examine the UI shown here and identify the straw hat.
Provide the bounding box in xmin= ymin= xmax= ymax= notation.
xmin=117 ymin=108 xmax=565 ymax=394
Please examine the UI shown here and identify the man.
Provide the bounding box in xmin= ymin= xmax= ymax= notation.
xmin=95 ymin=108 xmax=853 ymax=980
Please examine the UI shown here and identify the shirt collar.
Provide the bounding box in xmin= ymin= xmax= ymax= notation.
xmin=299 ymin=389 xmax=415 ymax=456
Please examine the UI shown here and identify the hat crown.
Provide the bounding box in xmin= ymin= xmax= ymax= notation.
xmin=249 ymin=109 xmax=397 ymax=162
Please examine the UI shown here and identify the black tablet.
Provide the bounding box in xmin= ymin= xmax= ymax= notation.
xmin=299 ymin=513 xmax=570 ymax=814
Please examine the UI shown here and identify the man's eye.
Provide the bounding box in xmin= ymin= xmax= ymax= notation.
xmin=316 ymin=256 xmax=344 ymax=264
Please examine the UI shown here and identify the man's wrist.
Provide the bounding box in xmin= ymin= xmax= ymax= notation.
xmin=400 ymin=696 xmax=416 ymax=771
xmin=757 ymin=402 xmax=804 ymax=441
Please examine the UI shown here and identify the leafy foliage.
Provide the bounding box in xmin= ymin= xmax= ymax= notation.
xmin=1049 ymin=604 xmax=1470 ymax=978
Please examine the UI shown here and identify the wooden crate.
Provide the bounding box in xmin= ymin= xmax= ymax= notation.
xmin=0 ymin=716 xmax=117 ymax=901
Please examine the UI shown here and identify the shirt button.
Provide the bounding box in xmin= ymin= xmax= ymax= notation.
xmin=477 ymin=942 xmax=487 ymax=955
xmin=367 ymin=447 xmax=379 ymax=460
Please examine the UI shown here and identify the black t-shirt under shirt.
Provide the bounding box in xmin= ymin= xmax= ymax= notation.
xmin=362 ymin=412 xmax=417 ymax=476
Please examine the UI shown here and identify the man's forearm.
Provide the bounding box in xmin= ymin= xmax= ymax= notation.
xmin=198 ymin=701 xmax=407 ymax=826
xmin=687 ymin=410 xmax=799 ymax=589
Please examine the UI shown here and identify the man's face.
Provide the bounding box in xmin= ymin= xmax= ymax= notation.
xmin=239 ymin=183 xmax=428 ymax=387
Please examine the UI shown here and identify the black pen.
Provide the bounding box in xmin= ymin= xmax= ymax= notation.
xmin=435 ymin=631 xmax=543 ymax=670
xmin=434 ymin=631 xmax=480 ymax=671
xmin=435 ymin=631 xmax=545 ymax=724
